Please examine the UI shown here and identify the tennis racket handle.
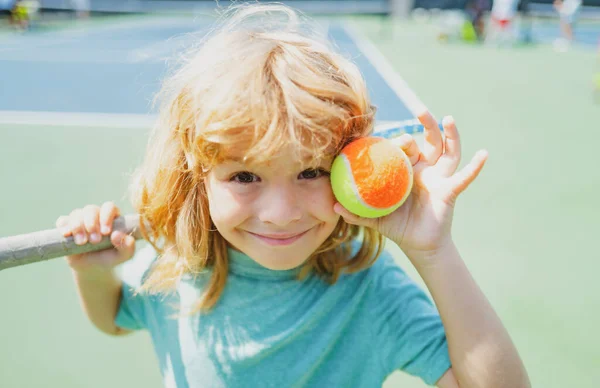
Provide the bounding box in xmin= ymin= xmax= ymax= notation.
xmin=0 ymin=214 xmax=144 ymax=271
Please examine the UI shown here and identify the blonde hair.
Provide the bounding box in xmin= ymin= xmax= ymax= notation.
xmin=131 ymin=3 xmax=384 ymax=313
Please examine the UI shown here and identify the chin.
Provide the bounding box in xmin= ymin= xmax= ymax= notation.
xmin=250 ymin=248 xmax=311 ymax=270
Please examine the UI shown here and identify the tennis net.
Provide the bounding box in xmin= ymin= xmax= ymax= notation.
xmin=39 ymin=0 xmax=394 ymax=15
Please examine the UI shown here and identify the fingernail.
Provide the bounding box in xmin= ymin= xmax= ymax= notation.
xmin=442 ymin=116 xmax=454 ymax=125
xmin=74 ymin=234 xmax=86 ymax=244
xmin=101 ymin=225 xmax=110 ymax=235
xmin=90 ymin=233 xmax=100 ymax=243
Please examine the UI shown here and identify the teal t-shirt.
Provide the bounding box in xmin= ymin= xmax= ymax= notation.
xmin=115 ymin=243 xmax=451 ymax=387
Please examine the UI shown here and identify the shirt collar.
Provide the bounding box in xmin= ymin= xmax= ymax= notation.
xmin=227 ymin=247 xmax=303 ymax=280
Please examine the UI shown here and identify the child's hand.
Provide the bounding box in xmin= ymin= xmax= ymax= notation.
xmin=56 ymin=202 xmax=136 ymax=273
xmin=334 ymin=111 xmax=488 ymax=264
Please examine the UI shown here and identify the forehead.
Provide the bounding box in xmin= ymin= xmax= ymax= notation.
xmin=220 ymin=143 xmax=334 ymax=168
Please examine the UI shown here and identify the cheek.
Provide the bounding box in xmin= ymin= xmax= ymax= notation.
xmin=304 ymin=181 xmax=338 ymax=221
xmin=205 ymin=179 xmax=252 ymax=228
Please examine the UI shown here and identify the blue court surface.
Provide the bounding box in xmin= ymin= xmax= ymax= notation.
xmin=0 ymin=16 xmax=418 ymax=127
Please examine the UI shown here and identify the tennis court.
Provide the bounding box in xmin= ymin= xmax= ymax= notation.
xmin=1 ymin=4 xmax=599 ymax=388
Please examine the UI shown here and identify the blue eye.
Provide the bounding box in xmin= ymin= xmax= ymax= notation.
xmin=299 ymin=168 xmax=330 ymax=180
xmin=231 ymin=171 xmax=259 ymax=184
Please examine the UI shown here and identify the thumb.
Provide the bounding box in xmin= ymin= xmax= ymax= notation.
xmin=449 ymin=150 xmax=488 ymax=196
xmin=108 ymin=230 xmax=136 ymax=265
xmin=333 ymin=203 xmax=378 ymax=229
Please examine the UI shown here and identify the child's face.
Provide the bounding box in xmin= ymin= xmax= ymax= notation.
xmin=205 ymin=146 xmax=340 ymax=270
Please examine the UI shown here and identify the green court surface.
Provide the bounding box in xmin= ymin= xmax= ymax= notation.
xmin=1 ymin=15 xmax=599 ymax=388
xmin=357 ymin=19 xmax=600 ymax=388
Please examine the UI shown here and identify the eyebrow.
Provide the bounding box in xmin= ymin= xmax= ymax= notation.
xmin=222 ymin=156 xmax=245 ymax=164
xmin=220 ymin=151 xmax=333 ymax=168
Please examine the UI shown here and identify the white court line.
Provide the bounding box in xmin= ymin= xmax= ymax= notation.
xmin=341 ymin=23 xmax=427 ymax=117
xmin=0 ymin=115 xmax=410 ymax=132
xmin=0 ymin=111 xmax=157 ymax=128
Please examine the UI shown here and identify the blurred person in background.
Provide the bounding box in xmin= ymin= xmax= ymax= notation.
xmin=436 ymin=10 xmax=470 ymax=43
xmin=9 ymin=0 xmax=38 ymax=31
xmin=552 ymin=0 xmax=582 ymax=51
xmin=70 ymin=0 xmax=90 ymax=19
xmin=9 ymin=0 xmax=27 ymax=30
xmin=436 ymin=7 xmax=484 ymax=44
xmin=486 ymin=0 xmax=520 ymax=45
xmin=465 ymin=0 xmax=490 ymax=41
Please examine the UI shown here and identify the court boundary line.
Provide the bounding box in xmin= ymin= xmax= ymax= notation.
xmin=0 ymin=110 xmax=411 ymax=131
xmin=0 ymin=111 xmax=157 ymax=128
xmin=341 ymin=23 xmax=427 ymax=120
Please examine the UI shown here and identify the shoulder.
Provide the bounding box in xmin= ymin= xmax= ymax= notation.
xmin=116 ymin=243 xmax=159 ymax=288
xmin=347 ymin=239 xmax=409 ymax=281
xmin=342 ymin=240 xmax=414 ymax=296
xmin=348 ymin=240 xmax=431 ymax=308
xmin=368 ymin=248 xmax=414 ymax=294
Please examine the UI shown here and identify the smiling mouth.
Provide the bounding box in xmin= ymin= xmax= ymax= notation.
xmin=247 ymin=229 xmax=311 ymax=246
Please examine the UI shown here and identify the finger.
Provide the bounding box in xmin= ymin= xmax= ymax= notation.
xmin=449 ymin=150 xmax=488 ymax=196
xmin=83 ymin=205 xmax=102 ymax=244
xmin=99 ymin=201 xmax=120 ymax=236
xmin=436 ymin=116 xmax=461 ymax=175
xmin=69 ymin=208 xmax=87 ymax=245
xmin=110 ymin=230 xmax=136 ymax=264
xmin=333 ymin=203 xmax=377 ymax=229
xmin=418 ymin=110 xmax=444 ymax=165
xmin=74 ymin=231 xmax=135 ymax=269
xmin=391 ymin=134 xmax=421 ymax=166
xmin=56 ymin=216 xmax=71 ymax=237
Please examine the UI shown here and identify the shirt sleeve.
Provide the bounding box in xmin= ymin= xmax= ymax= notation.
xmin=368 ymin=249 xmax=451 ymax=386
xmin=114 ymin=244 xmax=157 ymax=331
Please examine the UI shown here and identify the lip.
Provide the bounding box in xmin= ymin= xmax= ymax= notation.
xmin=247 ymin=229 xmax=311 ymax=246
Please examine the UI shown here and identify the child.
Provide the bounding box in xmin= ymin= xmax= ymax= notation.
xmin=56 ymin=4 xmax=530 ymax=387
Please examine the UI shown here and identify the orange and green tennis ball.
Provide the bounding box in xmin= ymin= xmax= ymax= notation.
xmin=330 ymin=137 xmax=413 ymax=218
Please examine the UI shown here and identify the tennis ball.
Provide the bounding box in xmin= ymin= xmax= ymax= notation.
xmin=331 ymin=137 xmax=413 ymax=218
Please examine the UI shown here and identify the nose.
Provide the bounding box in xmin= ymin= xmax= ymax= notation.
xmin=257 ymin=183 xmax=303 ymax=226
